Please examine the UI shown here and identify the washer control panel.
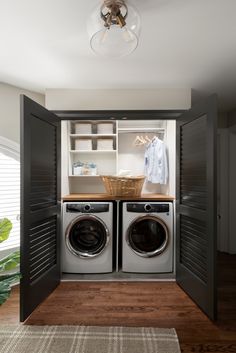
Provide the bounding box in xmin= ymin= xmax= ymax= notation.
xmin=126 ymin=203 xmax=169 ymax=213
xmin=66 ymin=203 xmax=109 ymax=213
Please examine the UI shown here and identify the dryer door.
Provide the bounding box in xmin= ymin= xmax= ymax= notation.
xmin=127 ymin=216 xmax=169 ymax=257
xmin=66 ymin=215 xmax=110 ymax=258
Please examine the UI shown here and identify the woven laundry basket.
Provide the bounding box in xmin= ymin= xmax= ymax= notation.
xmin=101 ymin=175 xmax=145 ymax=197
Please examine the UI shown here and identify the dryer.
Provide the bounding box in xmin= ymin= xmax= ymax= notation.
xmin=62 ymin=202 xmax=113 ymax=274
xmin=122 ymin=202 xmax=173 ymax=273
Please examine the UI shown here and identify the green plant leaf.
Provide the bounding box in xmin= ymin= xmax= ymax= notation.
xmin=0 ymin=218 xmax=12 ymax=243
xmin=0 ymin=281 xmax=11 ymax=305
xmin=0 ymin=273 xmax=21 ymax=284
xmin=0 ymin=251 xmax=20 ymax=265
xmin=0 ymin=219 xmax=20 ymax=305
xmin=0 ymin=273 xmax=21 ymax=305
xmin=0 ymin=280 xmax=10 ymax=291
xmin=0 ymin=251 xmax=20 ymax=272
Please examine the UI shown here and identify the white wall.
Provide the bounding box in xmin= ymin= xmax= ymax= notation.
xmin=0 ymin=82 xmax=45 ymax=143
xmin=45 ymin=89 xmax=191 ymax=110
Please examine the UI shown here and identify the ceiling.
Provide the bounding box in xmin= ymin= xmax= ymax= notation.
xmin=0 ymin=0 xmax=236 ymax=111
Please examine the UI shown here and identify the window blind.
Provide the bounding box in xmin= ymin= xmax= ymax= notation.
xmin=0 ymin=151 xmax=20 ymax=250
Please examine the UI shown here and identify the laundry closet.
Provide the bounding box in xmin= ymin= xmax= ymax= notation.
xmin=61 ymin=119 xmax=176 ymax=279
xmin=20 ymin=93 xmax=217 ymax=323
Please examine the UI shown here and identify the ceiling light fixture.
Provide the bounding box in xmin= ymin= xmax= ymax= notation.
xmin=88 ymin=0 xmax=141 ymax=58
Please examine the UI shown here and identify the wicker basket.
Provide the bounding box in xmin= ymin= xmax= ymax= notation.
xmin=101 ymin=175 xmax=145 ymax=197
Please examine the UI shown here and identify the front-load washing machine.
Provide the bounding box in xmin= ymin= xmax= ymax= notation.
xmin=122 ymin=202 xmax=173 ymax=273
xmin=62 ymin=202 xmax=113 ymax=273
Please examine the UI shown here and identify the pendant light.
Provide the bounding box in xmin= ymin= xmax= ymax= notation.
xmin=87 ymin=0 xmax=141 ymax=58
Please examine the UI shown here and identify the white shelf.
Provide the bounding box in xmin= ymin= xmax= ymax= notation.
xmin=118 ymin=128 xmax=165 ymax=133
xmin=70 ymin=134 xmax=116 ymax=137
xmin=70 ymin=150 xmax=116 ymax=153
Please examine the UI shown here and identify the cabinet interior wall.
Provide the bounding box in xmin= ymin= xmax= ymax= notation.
xmin=61 ymin=120 xmax=176 ymax=196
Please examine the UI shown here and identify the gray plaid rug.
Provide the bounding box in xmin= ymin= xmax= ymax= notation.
xmin=0 ymin=325 xmax=181 ymax=353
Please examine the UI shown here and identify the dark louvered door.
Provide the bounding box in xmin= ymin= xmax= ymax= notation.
xmin=20 ymin=95 xmax=61 ymax=322
xmin=176 ymin=95 xmax=217 ymax=320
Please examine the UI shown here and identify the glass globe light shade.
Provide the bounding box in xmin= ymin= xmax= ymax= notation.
xmin=87 ymin=1 xmax=141 ymax=58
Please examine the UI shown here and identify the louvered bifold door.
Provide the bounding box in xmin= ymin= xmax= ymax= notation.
xmin=20 ymin=95 xmax=61 ymax=322
xmin=176 ymin=95 xmax=217 ymax=320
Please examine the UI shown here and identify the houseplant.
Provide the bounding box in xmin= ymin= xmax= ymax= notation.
xmin=0 ymin=218 xmax=20 ymax=305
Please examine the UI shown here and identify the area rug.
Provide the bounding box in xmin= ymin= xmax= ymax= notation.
xmin=0 ymin=325 xmax=181 ymax=353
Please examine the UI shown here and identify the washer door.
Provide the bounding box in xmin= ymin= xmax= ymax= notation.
xmin=66 ymin=215 xmax=109 ymax=258
xmin=126 ymin=215 xmax=169 ymax=257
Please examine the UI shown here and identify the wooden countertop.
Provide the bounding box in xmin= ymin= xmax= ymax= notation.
xmin=62 ymin=193 xmax=175 ymax=201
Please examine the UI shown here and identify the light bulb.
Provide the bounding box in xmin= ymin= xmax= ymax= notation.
xmin=122 ymin=27 xmax=135 ymax=43
xmin=87 ymin=1 xmax=141 ymax=58
xmin=90 ymin=25 xmax=138 ymax=58
xmin=100 ymin=29 xmax=108 ymax=44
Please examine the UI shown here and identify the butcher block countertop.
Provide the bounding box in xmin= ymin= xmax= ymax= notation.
xmin=62 ymin=193 xmax=175 ymax=201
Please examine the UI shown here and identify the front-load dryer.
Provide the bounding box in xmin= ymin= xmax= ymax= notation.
xmin=62 ymin=202 xmax=113 ymax=274
xmin=122 ymin=202 xmax=173 ymax=273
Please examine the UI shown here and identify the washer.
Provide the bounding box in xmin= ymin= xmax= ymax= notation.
xmin=122 ymin=202 xmax=173 ymax=273
xmin=62 ymin=202 xmax=113 ymax=274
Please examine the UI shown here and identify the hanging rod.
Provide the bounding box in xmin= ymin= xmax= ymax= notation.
xmin=118 ymin=127 xmax=165 ymax=133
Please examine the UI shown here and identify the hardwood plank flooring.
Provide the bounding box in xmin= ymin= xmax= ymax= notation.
xmin=0 ymin=252 xmax=235 ymax=353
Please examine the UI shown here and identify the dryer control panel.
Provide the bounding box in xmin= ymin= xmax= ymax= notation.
xmin=66 ymin=203 xmax=109 ymax=213
xmin=126 ymin=203 xmax=169 ymax=213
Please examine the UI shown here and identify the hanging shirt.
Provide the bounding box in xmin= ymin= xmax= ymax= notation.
xmin=144 ymin=137 xmax=168 ymax=184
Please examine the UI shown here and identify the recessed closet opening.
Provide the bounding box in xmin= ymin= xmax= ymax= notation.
xmin=61 ymin=118 xmax=176 ymax=281
xmin=20 ymin=95 xmax=217 ymax=322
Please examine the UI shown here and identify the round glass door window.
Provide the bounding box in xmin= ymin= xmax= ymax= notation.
xmin=66 ymin=215 xmax=109 ymax=258
xmin=127 ymin=216 xmax=168 ymax=257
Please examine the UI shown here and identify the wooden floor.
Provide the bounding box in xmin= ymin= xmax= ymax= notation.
xmin=1 ymin=252 xmax=236 ymax=353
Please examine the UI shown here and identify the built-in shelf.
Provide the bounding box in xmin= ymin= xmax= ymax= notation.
xmin=69 ymin=150 xmax=116 ymax=153
xmin=68 ymin=121 xmax=118 ymax=179
xmin=70 ymin=134 xmax=116 ymax=137
xmin=118 ymin=127 xmax=165 ymax=133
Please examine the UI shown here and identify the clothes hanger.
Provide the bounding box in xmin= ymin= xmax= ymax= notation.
xmin=140 ymin=135 xmax=147 ymax=144
xmin=134 ymin=135 xmax=148 ymax=146
xmin=145 ymin=135 xmax=151 ymax=143
xmin=151 ymin=135 xmax=157 ymax=142
xmin=134 ymin=135 xmax=144 ymax=146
